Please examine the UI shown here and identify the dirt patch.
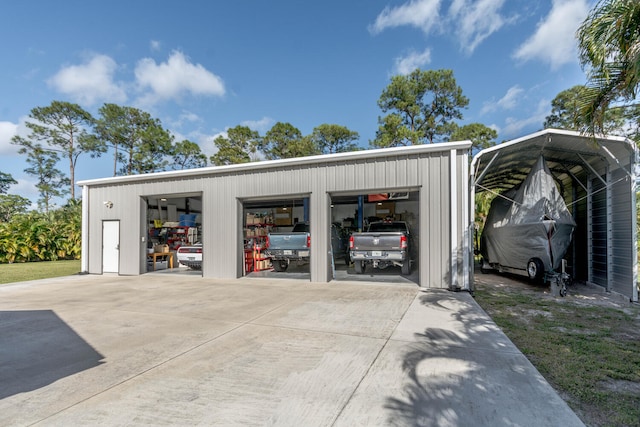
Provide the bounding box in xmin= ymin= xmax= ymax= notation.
xmin=473 ymin=269 xmax=636 ymax=309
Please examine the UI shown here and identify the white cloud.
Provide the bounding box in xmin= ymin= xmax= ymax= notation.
xmin=394 ymin=48 xmax=432 ymax=75
xmin=47 ymin=54 xmax=127 ymax=105
xmin=513 ymin=0 xmax=590 ymax=69
xmin=371 ymin=0 xmax=512 ymax=54
xmin=150 ymin=40 xmax=161 ymax=51
xmin=481 ymin=85 xmax=524 ymax=115
xmin=179 ymin=110 xmax=201 ymax=124
xmin=241 ymin=117 xmax=274 ymax=133
xmin=369 ymin=0 xmax=442 ymax=35
xmin=449 ymin=0 xmax=512 ymax=53
xmin=502 ymin=98 xmax=550 ymax=137
xmin=135 ymin=51 xmax=225 ymax=104
xmin=13 ymin=177 xmax=40 ymax=200
xmin=497 ymin=85 xmax=524 ymax=110
xmin=0 ymin=121 xmax=19 ymax=155
xmin=168 ymin=110 xmax=203 ymax=129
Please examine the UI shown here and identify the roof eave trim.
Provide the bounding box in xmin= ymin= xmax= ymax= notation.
xmin=470 ymin=128 xmax=634 ymax=173
xmin=78 ymin=140 xmax=472 ymax=187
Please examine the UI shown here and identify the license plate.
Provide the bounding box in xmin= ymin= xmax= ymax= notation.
xmin=298 ymin=250 xmax=309 ymax=257
xmin=188 ymin=257 xmax=195 ymax=260
xmin=371 ymin=251 xmax=382 ymax=257
xmin=284 ymin=250 xmax=292 ymax=255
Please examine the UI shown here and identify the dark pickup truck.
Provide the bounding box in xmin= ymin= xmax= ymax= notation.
xmin=349 ymin=221 xmax=413 ymax=275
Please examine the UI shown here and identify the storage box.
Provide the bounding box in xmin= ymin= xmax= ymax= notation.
xmin=274 ymin=208 xmax=292 ymax=226
xmin=179 ymin=214 xmax=197 ymax=227
xmin=154 ymin=244 xmax=169 ymax=253
xmin=255 ymin=259 xmax=271 ymax=270
xmin=375 ymin=202 xmax=395 ymax=218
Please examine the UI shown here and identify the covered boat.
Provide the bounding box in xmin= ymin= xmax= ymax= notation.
xmin=480 ymin=155 xmax=576 ymax=281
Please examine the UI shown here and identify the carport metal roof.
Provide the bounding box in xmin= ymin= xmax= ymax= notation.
xmin=471 ymin=128 xmax=636 ymax=195
xmin=470 ymin=128 xmax=638 ymax=301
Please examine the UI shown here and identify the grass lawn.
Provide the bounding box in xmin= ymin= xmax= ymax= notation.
xmin=0 ymin=260 xmax=81 ymax=285
xmin=474 ymin=279 xmax=640 ymax=427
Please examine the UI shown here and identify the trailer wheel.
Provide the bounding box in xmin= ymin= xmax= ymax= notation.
xmin=527 ymin=258 xmax=544 ymax=283
xmin=272 ymin=261 xmax=288 ymax=272
xmin=480 ymin=257 xmax=489 ymax=274
xmin=354 ymin=260 xmax=365 ymax=274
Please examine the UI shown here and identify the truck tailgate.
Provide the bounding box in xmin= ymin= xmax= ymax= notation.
xmin=267 ymin=233 xmax=309 ymax=250
xmin=350 ymin=232 xmax=404 ymax=250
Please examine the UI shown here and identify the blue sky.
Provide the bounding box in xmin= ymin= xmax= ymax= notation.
xmin=0 ymin=0 xmax=593 ymax=205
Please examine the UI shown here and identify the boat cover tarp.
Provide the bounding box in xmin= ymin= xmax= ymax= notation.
xmin=480 ymin=156 xmax=576 ymax=272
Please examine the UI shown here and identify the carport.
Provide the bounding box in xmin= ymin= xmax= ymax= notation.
xmin=470 ymin=129 xmax=638 ymax=301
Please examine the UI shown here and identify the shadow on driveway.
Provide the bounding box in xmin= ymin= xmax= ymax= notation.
xmin=381 ymin=291 xmax=583 ymax=426
xmin=0 ymin=310 xmax=104 ymax=399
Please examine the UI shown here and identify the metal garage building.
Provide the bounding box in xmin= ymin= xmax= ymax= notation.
xmin=471 ymin=129 xmax=638 ymax=301
xmin=78 ymin=142 xmax=472 ymax=289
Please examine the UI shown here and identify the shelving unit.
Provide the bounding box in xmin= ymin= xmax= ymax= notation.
xmin=148 ymin=225 xmax=199 ymax=251
xmin=244 ymin=211 xmax=275 ymax=272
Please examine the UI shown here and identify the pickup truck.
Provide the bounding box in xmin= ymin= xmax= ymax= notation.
xmin=349 ymin=221 xmax=413 ymax=275
xmin=264 ymin=222 xmax=311 ymax=272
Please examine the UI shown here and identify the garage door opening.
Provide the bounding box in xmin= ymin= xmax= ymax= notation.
xmin=330 ymin=190 xmax=420 ymax=285
xmin=242 ymin=196 xmax=311 ymax=281
xmin=143 ymin=193 xmax=202 ymax=276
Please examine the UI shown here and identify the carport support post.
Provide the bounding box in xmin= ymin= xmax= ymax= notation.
xmin=606 ymin=167 xmax=613 ymax=292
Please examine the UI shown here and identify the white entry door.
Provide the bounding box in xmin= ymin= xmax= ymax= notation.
xmin=102 ymin=220 xmax=120 ymax=273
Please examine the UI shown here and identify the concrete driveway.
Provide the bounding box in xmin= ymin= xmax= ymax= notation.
xmin=0 ymin=274 xmax=583 ymax=426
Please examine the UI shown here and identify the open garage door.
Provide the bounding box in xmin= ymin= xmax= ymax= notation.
xmin=143 ymin=193 xmax=203 ymax=276
xmin=242 ymin=196 xmax=311 ymax=281
xmin=330 ymin=190 xmax=420 ymax=285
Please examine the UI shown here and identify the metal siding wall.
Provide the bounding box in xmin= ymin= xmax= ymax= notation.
xmin=202 ymin=177 xmax=236 ymax=278
xmin=86 ymin=184 xmax=142 ymax=275
xmin=419 ymin=154 xmax=450 ymax=288
xmin=572 ymin=185 xmax=589 ymax=282
xmin=610 ymin=169 xmax=635 ymax=299
xmin=309 ymin=177 xmax=331 ymax=283
xmin=84 ymin=148 xmax=468 ymax=286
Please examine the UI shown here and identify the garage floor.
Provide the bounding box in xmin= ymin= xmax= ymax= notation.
xmin=0 ymin=274 xmax=582 ymax=426
xmin=247 ymin=260 xmax=420 ymax=285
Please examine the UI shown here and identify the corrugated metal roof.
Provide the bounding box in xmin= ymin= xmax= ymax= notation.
xmin=471 ymin=129 xmax=636 ymax=193
xmin=78 ymin=140 xmax=472 ymax=187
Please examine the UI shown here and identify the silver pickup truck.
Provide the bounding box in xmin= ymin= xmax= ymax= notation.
xmin=349 ymin=221 xmax=413 ymax=275
xmin=264 ymin=222 xmax=311 ymax=272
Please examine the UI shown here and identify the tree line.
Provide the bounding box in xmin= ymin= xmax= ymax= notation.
xmin=2 ymin=68 xmax=499 ymax=217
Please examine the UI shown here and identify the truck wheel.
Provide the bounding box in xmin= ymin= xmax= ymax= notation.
xmin=354 ymin=260 xmax=365 ymax=274
xmin=401 ymin=261 xmax=411 ymax=275
xmin=527 ymin=258 xmax=544 ymax=283
xmin=272 ymin=261 xmax=288 ymax=272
